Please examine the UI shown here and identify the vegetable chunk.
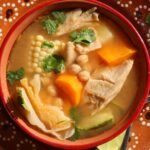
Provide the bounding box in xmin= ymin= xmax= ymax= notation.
xmin=97 ymin=45 xmax=136 ymax=65
xmin=55 ymin=74 xmax=83 ymax=106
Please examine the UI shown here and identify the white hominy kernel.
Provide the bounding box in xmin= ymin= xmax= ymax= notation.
xmin=76 ymin=55 xmax=88 ymax=65
xmin=39 ymin=56 xmax=44 ymax=60
xmin=40 ymin=51 xmax=47 ymax=56
xmin=33 ymin=58 xmax=38 ymax=63
xmin=36 ymin=41 xmax=42 ymax=47
xmin=55 ymin=40 xmax=61 ymax=45
xmin=33 ymin=52 xmax=39 ymax=58
xmin=47 ymin=85 xmax=57 ymax=96
xmin=32 ymin=63 xmax=38 ymax=68
xmin=31 ymin=41 xmax=36 ymax=46
xmin=78 ymin=70 xmax=90 ymax=81
xmin=36 ymin=35 xmax=44 ymax=41
xmin=34 ymin=47 xmax=41 ymax=52
xmin=54 ymin=45 xmax=59 ymax=50
xmin=35 ymin=68 xmax=42 ymax=73
xmin=70 ymin=64 xmax=81 ymax=74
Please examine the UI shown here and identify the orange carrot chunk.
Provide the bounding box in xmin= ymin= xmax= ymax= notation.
xmin=97 ymin=45 xmax=136 ymax=65
xmin=55 ymin=74 xmax=83 ymax=106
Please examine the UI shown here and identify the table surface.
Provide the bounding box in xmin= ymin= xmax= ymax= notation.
xmin=0 ymin=0 xmax=150 ymax=150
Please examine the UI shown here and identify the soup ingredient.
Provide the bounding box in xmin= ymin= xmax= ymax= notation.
xmin=74 ymin=28 xmax=101 ymax=54
xmin=55 ymin=74 xmax=83 ymax=106
xmin=41 ymin=41 xmax=54 ymax=48
xmin=66 ymin=42 xmax=77 ymax=66
xmin=70 ymin=107 xmax=80 ymax=123
xmin=85 ymin=59 xmax=134 ymax=112
xmin=97 ymin=45 xmax=136 ymax=65
xmin=69 ymin=107 xmax=81 ymax=140
xmin=42 ymin=55 xmax=65 ymax=73
xmin=56 ymin=7 xmax=99 ymax=36
xmin=20 ymin=78 xmax=73 ymax=132
xmin=16 ymin=87 xmax=72 ymax=139
xmin=76 ymin=54 xmax=88 ymax=65
xmin=97 ymin=22 xmax=113 ymax=44
xmin=69 ymin=64 xmax=82 ymax=74
xmin=97 ymin=131 xmax=126 ymax=150
xmin=78 ymin=70 xmax=90 ymax=82
xmin=51 ymin=11 xmax=66 ymax=24
xmin=41 ymin=11 xmax=66 ymax=34
xmin=70 ymin=28 xmax=96 ymax=45
xmin=77 ymin=107 xmax=114 ymax=130
xmin=17 ymin=89 xmax=29 ymax=111
xmin=41 ymin=17 xmax=58 ymax=34
xmin=7 ymin=67 xmax=25 ymax=84
xmin=28 ymin=36 xmax=65 ymax=74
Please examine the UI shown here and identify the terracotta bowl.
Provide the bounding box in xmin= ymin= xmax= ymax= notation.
xmin=0 ymin=0 xmax=150 ymax=149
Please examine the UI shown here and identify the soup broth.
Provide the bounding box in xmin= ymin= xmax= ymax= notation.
xmin=7 ymin=8 xmax=139 ymax=140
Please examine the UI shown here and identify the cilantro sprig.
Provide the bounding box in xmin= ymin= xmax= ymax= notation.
xmin=70 ymin=28 xmax=96 ymax=45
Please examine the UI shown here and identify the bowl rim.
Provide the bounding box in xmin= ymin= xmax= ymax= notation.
xmin=0 ymin=0 xmax=150 ymax=149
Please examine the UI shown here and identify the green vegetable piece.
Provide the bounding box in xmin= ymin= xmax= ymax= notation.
xmin=51 ymin=11 xmax=66 ymax=24
xmin=77 ymin=107 xmax=114 ymax=130
xmin=70 ymin=107 xmax=80 ymax=123
xmin=7 ymin=67 xmax=25 ymax=84
xmin=97 ymin=131 xmax=126 ymax=150
xmin=17 ymin=90 xmax=29 ymax=111
xmin=41 ymin=17 xmax=58 ymax=34
xmin=42 ymin=55 xmax=65 ymax=73
xmin=41 ymin=41 xmax=54 ymax=49
xmin=146 ymin=13 xmax=150 ymax=25
xmin=70 ymin=28 xmax=96 ymax=45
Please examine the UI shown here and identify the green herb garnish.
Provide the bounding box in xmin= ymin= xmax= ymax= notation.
xmin=41 ymin=41 xmax=54 ymax=48
xmin=7 ymin=68 xmax=25 ymax=84
xmin=69 ymin=107 xmax=81 ymax=140
xmin=42 ymin=54 xmax=65 ymax=73
xmin=70 ymin=107 xmax=80 ymax=123
xmin=70 ymin=28 xmax=96 ymax=45
xmin=51 ymin=11 xmax=66 ymax=24
xmin=41 ymin=11 xmax=66 ymax=34
xmin=41 ymin=17 xmax=58 ymax=34
xmin=146 ymin=13 xmax=150 ymax=25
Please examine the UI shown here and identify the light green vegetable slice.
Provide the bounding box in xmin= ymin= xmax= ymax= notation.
xmin=97 ymin=131 xmax=126 ymax=150
xmin=77 ymin=108 xmax=114 ymax=130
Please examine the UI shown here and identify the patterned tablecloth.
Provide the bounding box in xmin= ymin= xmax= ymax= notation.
xmin=0 ymin=0 xmax=150 ymax=150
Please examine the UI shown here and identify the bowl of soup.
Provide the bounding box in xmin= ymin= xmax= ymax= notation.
xmin=0 ymin=0 xmax=150 ymax=149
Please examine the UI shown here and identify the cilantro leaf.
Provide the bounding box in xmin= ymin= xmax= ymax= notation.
xmin=41 ymin=41 xmax=54 ymax=49
xmin=70 ymin=28 xmax=96 ymax=45
xmin=51 ymin=11 xmax=66 ymax=24
xmin=42 ymin=55 xmax=65 ymax=73
xmin=70 ymin=107 xmax=80 ymax=123
xmin=41 ymin=11 xmax=66 ymax=34
xmin=41 ymin=17 xmax=58 ymax=34
xmin=7 ymin=68 xmax=25 ymax=84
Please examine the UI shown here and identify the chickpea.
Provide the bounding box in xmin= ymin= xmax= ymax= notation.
xmin=70 ymin=64 xmax=81 ymax=74
xmin=78 ymin=70 xmax=90 ymax=81
xmin=36 ymin=35 xmax=44 ymax=42
xmin=76 ymin=55 xmax=88 ymax=65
